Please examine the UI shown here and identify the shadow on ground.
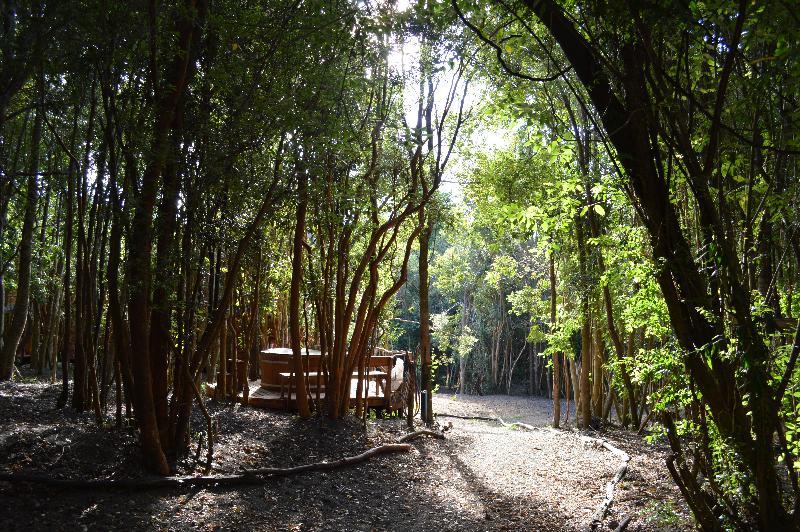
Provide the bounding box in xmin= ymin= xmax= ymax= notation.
xmin=0 ymin=377 xmax=689 ymax=531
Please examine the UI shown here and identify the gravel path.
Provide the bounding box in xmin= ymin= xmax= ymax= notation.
xmin=433 ymin=392 xmax=562 ymax=425
xmin=0 ymin=376 xmax=692 ymax=531
xmin=432 ymin=394 xmax=693 ymax=531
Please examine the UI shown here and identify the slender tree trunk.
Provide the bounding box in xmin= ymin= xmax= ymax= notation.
xmin=0 ymin=186 xmax=7 ymax=369
xmin=591 ymin=327 xmax=603 ymax=418
xmin=72 ymin=84 xmax=97 ymax=410
xmin=102 ymin=78 xmax=135 ymax=426
xmin=576 ymin=219 xmax=591 ymax=428
xmin=569 ymin=356 xmax=579 ymax=421
xmin=418 ymin=207 xmax=433 ymax=424
xmin=550 ymin=254 xmax=560 ymax=427
xmin=290 ymin=172 xmax=311 ymax=418
xmin=245 ymin=250 xmax=262 ymax=398
xmin=458 ymin=288 xmax=468 ymax=394
xmin=217 ymin=312 xmax=227 ymax=399
xmin=150 ymin=132 xmax=183 ymax=449
xmin=57 ymin=105 xmax=80 ymax=407
xmin=125 ymin=0 xmax=204 ymax=475
xmin=0 ymin=82 xmax=42 ymax=380
xmin=528 ymin=343 xmax=535 ymax=396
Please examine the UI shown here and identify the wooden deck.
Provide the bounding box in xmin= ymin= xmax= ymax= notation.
xmin=207 ymin=348 xmax=404 ymax=412
xmin=205 ymin=378 xmax=392 ymax=410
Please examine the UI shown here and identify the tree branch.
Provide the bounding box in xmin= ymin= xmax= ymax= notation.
xmin=452 ymin=0 xmax=571 ymax=83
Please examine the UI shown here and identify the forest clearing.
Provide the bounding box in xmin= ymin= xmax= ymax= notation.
xmin=1 ymin=375 xmax=692 ymax=531
xmin=1 ymin=0 xmax=799 ymax=530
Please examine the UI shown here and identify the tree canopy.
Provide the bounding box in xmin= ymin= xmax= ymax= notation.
xmin=1 ymin=0 xmax=799 ymax=529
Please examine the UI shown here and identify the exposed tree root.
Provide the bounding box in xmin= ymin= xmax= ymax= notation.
xmin=580 ymin=436 xmax=631 ymax=530
xmin=398 ymin=429 xmax=445 ymax=443
xmin=614 ymin=515 xmax=632 ymax=532
xmin=0 ymin=443 xmax=413 ymax=490
xmin=436 ymin=413 xmax=543 ymax=433
xmin=436 ymin=413 xmax=500 ymax=422
xmin=497 ymin=418 xmax=540 ymax=432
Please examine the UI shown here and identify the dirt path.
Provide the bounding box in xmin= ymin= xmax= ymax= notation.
xmin=0 ymin=378 xmax=691 ymax=531
xmin=432 ymin=394 xmax=693 ymax=530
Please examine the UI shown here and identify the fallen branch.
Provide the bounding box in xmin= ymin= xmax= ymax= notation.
xmin=498 ymin=418 xmax=540 ymax=432
xmin=581 ymin=436 xmax=631 ymax=530
xmin=614 ymin=515 xmax=632 ymax=532
xmin=436 ymin=413 xmax=499 ymax=422
xmin=436 ymin=413 xmax=542 ymax=432
xmin=398 ymin=429 xmax=445 ymax=443
xmin=0 ymin=443 xmax=413 ymax=490
xmin=636 ymin=409 xmax=653 ymax=435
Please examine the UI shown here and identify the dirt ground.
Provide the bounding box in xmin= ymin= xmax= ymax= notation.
xmin=0 ymin=374 xmax=692 ymax=531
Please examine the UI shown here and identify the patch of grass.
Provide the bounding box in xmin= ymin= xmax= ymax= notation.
xmin=642 ymin=499 xmax=682 ymax=528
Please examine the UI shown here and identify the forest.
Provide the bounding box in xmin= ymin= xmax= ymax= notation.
xmin=1 ymin=0 xmax=799 ymax=530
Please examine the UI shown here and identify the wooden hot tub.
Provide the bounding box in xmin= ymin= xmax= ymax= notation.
xmin=250 ymin=347 xmax=399 ymax=411
xmin=259 ymin=347 xmax=323 ymax=394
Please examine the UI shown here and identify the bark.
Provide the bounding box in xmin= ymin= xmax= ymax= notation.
xmin=528 ymin=343 xmax=535 ymax=395
xmin=569 ymin=355 xmax=579 ymax=421
xmin=591 ymin=328 xmax=604 ymax=419
xmin=398 ymin=429 xmax=445 ymax=443
xmin=0 ymin=192 xmax=6 ymax=370
xmin=550 ymin=253 xmax=560 ymax=427
xmin=576 ymin=218 xmax=591 ymax=429
xmin=173 ymin=139 xmax=284 ymax=456
xmin=245 ymin=251 xmax=262 ymax=397
xmin=458 ymin=288 xmax=468 ymax=394
xmin=101 ymin=75 xmax=135 ymax=424
xmin=57 ymin=109 xmax=80 ymax=408
xmin=151 ymin=125 xmax=184 ymax=448
xmin=578 ymin=161 xmax=640 ymax=426
xmin=290 ymin=171 xmax=311 ymax=418
xmin=72 ymin=84 xmax=97 ymax=410
xmin=325 ymin=189 xmax=425 ymax=418
xmin=582 ymin=435 xmax=631 ymax=529
xmin=601 ymin=283 xmax=640 ymax=427
xmin=0 ymin=78 xmax=41 ymax=380
xmin=406 ymin=352 xmax=415 ymax=429
xmin=126 ymin=0 xmax=205 ymax=475
xmin=217 ymin=315 xmax=227 ymax=398
xmin=418 ymin=206 xmax=433 ymax=424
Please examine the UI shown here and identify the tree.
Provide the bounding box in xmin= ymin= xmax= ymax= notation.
xmin=454 ymin=0 xmax=800 ymax=527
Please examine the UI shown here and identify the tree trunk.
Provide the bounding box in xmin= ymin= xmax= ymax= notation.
xmin=125 ymin=0 xmax=204 ymax=475
xmin=525 ymin=1 xmax=790 ymax=526
xmin=0 ymin=83 xmax=41 ymax=380
xmin=592 ymin=327 xmax=603 ymax=419
xmin=569 ymin=356 xmax=579 ymax=422
xmin=458 ymin=288 xmax=468 ymax=394
xmin=576 ymin=218 xmax=591 ymax=429
xmin=151 ymin=129 xmax=183 ymax=449
xmin=72 ymin=84 xmax=97 ymax=410
xmin=418 ymin=207 xmax=433 ymax=424
xmin=290 ymin=172 xmax=311 ymax=419
xmin=550 ymin=253 xmax=560 ymax=427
